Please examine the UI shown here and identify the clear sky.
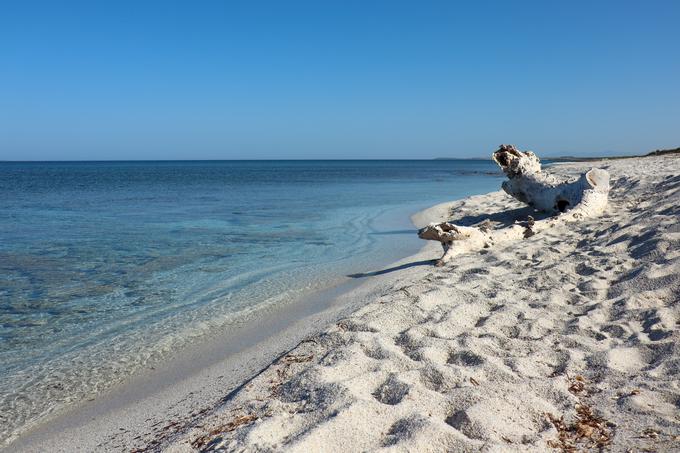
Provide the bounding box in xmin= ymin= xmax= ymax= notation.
xmin=1 ymin=1 xmax=678 ymax=160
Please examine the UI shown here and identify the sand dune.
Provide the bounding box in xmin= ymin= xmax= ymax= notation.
xmin=168 ymin=156 xmax=680 ymax=452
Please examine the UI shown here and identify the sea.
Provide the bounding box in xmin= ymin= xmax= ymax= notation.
xmin=0 ymin=159 xmax=503 ymax=442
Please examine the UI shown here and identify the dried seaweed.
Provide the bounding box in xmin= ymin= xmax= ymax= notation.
xmin=190 ymin=414 xmax=259 ymax=449
xmin=547 ymin=404 xmax=611 ymax=452
xmin=547 ymin=376 xmax=612 ymax=452
xmin=567 ymin=375 xmax=586 ymax=395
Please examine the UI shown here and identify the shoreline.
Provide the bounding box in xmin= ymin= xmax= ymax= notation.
xmin=5 ymin=199 xmax=451 ymax=452
xmin=8 ymin=155 xmax=679 ymax=451
xmin=165 ymin=155 xmax=678 ymax=452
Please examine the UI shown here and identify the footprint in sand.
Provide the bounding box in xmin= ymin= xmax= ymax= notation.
xmin=372 ymin=374 xmax=409 ymax=405
xmin=448 ymin=350 xmax=485 ymax=367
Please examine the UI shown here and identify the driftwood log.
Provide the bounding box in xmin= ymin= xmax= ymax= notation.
xmin=419 ymin=145 xmax=610 ymax=266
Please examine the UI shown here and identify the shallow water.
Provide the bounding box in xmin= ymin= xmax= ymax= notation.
xmin=0 ymin=160 xmax=502 ymax=442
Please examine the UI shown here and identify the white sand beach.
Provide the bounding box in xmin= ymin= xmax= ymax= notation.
xmin=166 ymin=155 xmax=679 ymax=452
xmin=4 ymin=1 xmax=679 ymax=451
xmin=8 ymin=155 xmax=679 ymax=452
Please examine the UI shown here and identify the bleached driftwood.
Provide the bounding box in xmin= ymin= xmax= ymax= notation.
xmin=419 ymin=144 xmax=610 ymax=266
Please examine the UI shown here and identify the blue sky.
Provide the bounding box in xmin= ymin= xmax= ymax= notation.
xmin=1 ymin=1 xmax=678 ymax=160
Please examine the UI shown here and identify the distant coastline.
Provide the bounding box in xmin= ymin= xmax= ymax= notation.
xmin=434 ymin=145 xmax=680 ymax=162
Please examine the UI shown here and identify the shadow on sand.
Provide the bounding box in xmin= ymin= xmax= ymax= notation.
xmin=349 ymin=206 xmax=549 ymax=279
xmin=348 ymin=259 xmax=436 ymax=278
xmin=368 ymin=229 xmax=417 ymax=235
xmin=453 ymin=206 xmax=550 ymax=228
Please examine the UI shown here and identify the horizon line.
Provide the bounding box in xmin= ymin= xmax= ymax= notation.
xmin=1 ymin=157 xmax=495 ymax=163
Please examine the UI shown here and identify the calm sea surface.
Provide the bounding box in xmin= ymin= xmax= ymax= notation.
xmin=0 ymin=160 xmax=502 ymax=442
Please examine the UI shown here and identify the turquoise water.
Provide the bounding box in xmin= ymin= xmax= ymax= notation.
xmin=0 ymin=160 xmax=502 ymax=441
